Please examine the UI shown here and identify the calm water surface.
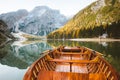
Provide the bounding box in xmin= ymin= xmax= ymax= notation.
xmin=0 ymin=40 xmax=120 ymax=80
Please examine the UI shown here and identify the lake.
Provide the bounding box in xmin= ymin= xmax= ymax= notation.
xmin=0 ymin=40 xmax=120 ymax=80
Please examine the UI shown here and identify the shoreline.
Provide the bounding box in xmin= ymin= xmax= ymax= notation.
xmin=69 ymin=38 xmax=120 ymax=42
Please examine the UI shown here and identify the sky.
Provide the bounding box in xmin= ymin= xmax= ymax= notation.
xmin=0 ymin=0 xmax=97 ymax=17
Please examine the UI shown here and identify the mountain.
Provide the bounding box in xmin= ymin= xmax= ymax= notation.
xmin=0 ymin=10 xmax=28 ymax=31
xmin=47 ymin=0 xmax=120 ymax=39
xmin=14 ymin=6 xmax=67 ymax=36
xmin=0 ymin=20 xmax=14 ymax=42
xmin=0 ymin=6 xmax=67 ymax=37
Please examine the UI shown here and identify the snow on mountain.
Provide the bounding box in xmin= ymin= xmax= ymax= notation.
xmin=0 ymin=10 xmax=28 ymax=31
xmin=14 ymin=6 xmax=67 ymax=36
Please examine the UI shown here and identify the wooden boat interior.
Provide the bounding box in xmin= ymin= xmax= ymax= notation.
xmin=24 ymin=46 xmax=120 ymax=80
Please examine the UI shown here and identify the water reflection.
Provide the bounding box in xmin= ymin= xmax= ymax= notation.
xmin=99 ymin=42 xmax=108 ymax=47
xmin=0 ymin=40 xmax=120 ymax=80
xmin=0 ymin=41 xmax=52 ymax=69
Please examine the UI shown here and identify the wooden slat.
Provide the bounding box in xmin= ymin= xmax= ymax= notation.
xmin=62 ymin=52 xmax=86 ymax=55
xmin=48 ymin=59 xmax=98 ymax=64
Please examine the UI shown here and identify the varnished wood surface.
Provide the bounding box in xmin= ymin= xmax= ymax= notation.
xmin=55 ymin=63 xmax=88 ymax=73
xmin=62 ymin=47 xmax=81 ymax=52
xmin=61 ymin=52 xmax=89 ymax=55
xmin=48 ymin=59 xmax=98 ymax=63
xmin=37 ymin=71 xmax=89 ymax=80
xmin=89 ymin=73 xmax=106 ymax=80
xmin=37 ymin=71 xmax=106 ymax=80
xmin=59 ymin=54 xmax=83 ymax=60
xmin=52 ymin=53 xmax=89 ymax=73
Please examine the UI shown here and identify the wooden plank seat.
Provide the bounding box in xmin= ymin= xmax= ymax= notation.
xmin=47 ymin=59 xmax=98 ymax=64
xmin=62 ymin=47 xmax=81 ymax=52
xmin=61 ymin=52 xmax=89 ymax=55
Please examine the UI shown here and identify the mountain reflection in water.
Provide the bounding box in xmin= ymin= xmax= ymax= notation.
xmin=0 ymin=41 xmax=52 ymax=69
xmin=0 ymin=40 xmax=120 ymax=80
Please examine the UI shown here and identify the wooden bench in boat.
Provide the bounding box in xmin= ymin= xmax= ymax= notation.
xmin=37 ymin=71 xmax=106 ymax=80
xmin=62 ymin=47 xmax=81 ymax=52
xmin=47 ymin=59 xmax=98 ymax=64
xmin=61 ymin=52 xmax=89 ymax=55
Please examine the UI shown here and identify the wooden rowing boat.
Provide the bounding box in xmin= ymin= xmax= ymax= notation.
xmin=23 ymin=46 xmax=120 ymax=80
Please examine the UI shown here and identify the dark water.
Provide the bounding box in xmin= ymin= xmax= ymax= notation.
xmin=0 ymin=40 xmax=120 ymax=80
